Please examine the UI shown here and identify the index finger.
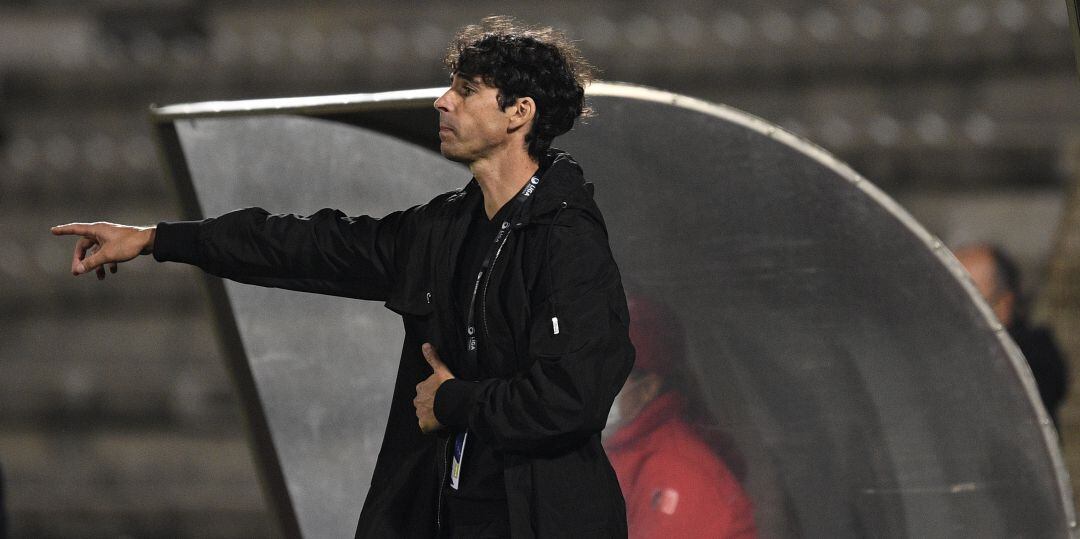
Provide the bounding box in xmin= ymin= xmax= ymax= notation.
xmin=51 ymin=223 xmax=94 ymax=237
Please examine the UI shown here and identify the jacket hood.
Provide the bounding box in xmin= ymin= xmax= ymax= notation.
xmin=527 ymin=148 xmax=594 ymax=222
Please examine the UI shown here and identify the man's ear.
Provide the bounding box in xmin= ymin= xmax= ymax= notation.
xmin=507 ymin=96 xmax=536 ymax=132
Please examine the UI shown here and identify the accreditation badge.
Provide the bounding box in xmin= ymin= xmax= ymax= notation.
xmin=450 ymin=430 xmax=468 ymax=490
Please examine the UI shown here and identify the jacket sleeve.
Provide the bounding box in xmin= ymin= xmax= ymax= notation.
xmin=434 ymin=208 xmax=635 ymax=453
xmin=153 ymin=206 xmax=413 ymax=301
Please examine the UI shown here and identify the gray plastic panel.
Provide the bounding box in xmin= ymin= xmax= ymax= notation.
xmin=174 ymin=116 xmax=466 ymax=539
xmin=159 ymin=83 xmax=1074 ymax=538
xmin=562 ymin=89 xmax=1071 ymax=538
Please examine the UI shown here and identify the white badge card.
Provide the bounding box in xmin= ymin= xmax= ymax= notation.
xmin=450 ymin=430 xmax=468 ymax=490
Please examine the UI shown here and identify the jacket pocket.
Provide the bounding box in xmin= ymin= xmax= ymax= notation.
xmin=529 ymin=300 xmax=575 ymax=358
xmin=528 ymin=288 xmax=609 ymax=358
xmin=384 ymin=290 xmax=434 ymax=318
xmin=385 ymin=291 xmax=438 ymax=345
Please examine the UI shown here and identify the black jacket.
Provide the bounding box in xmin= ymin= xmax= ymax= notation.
xmin=153 ymin=149 xmax=635 ymax=538
xmin=1009 ymin=320 xmax=1069 ymax=427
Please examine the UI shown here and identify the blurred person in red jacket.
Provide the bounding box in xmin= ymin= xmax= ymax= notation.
xmin=604 ymin=295 xmax=757 ymax=538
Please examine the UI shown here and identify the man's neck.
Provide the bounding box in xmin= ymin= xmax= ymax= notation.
xmin=470 ymin=149 xmax=540 ymax=219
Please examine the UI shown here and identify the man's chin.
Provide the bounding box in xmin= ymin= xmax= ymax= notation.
xmin=439 ymin=146 xmax=471 ymax=164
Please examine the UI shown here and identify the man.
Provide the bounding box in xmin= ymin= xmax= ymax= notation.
xmin=52 ymin=17 xmax=635 ymax=538
xmin=604 ymin=296 xmax=756 ymax=538
xmin=955 ymin=244 xmax=1069 ymax=426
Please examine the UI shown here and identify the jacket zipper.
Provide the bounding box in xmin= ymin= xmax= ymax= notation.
xmin=436 ymin=435 xmax=450 ymax=534
xmin=445 ymin=219 xmax=512 ymax=533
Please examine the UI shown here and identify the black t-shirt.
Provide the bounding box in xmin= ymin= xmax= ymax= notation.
xmin=444 ymin=200 xmax=513 ymax=509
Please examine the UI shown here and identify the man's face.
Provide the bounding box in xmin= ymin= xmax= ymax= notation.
xmin=956 ymin=246 xmax=1016 ymax=327
xmin=433 ymin=74 xmax=514 ymax=163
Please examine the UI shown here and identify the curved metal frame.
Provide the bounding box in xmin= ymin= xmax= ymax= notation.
xmin=150 ymin=81 xmax=1077 ymax=536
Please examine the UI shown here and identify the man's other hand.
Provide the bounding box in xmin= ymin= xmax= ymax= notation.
xmin=414 ymin=343 xmax=455 ymax=433
xmin=51 ymin=222 xmax=156 ymax=280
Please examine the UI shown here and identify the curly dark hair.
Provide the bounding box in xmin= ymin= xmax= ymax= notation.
xmin=445 ymin=16 xmax=595 ymax=159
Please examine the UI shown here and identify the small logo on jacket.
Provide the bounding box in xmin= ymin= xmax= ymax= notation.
xmin=651 ymin=488 xmax=680 ymax=515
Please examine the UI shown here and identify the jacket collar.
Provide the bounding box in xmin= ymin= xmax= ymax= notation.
xmin=452 ymin=148 xmax=591 ymax=227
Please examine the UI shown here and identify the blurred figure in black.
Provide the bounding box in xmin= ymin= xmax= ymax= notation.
xmin=956 ymin=244 xmax=1070 ymax=426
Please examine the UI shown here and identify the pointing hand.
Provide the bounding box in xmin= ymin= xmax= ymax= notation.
xmin=51 ymin=222 xmax=156 ymax=280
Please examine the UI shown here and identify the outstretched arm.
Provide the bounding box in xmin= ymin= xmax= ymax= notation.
xmin=51 ymin=222 xmax=156 ymax=280
xmin=52 ymin=206 xmax=415 ymax=301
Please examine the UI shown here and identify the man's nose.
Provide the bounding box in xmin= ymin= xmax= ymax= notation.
xmin=434 ymin=90 xmax=452 ymax=112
